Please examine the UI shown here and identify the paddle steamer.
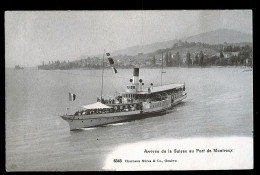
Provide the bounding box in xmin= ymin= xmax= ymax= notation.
xmin=60 ymin=67 xmax=187 ymax=130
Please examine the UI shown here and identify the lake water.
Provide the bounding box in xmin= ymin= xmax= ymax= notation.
xmin=5 ymin=67 xmax=253 ymax=171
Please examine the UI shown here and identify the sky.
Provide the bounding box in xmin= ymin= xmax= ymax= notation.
xmin=5 ymin=10 xmax=252 ymax=67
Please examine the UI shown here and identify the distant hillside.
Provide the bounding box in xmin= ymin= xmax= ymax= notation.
xmin=38 ymin=40 xmax=253 ymax=70
xmin=111 ymin=39 xmax=178 ymax=56
xmin=184 ymin=29 xmax=252 ymax=45
xmin=107 ymin=29 xmax=252 ymax=57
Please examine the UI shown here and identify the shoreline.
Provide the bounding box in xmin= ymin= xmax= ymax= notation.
xmin=35 ymin=65 xmax=253 ymax=71
xmin=6 ymin=65 xmax=253 ymax=70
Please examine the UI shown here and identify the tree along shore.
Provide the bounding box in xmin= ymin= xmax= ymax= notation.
xmin=38 ymin=41 xmax=252 ymax=70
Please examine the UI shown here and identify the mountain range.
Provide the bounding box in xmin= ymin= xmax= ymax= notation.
xmin=108 ymin=29 xmax=252 ymax=56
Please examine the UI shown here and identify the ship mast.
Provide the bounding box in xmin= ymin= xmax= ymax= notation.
xmin=161 ymin=52 xmax=163 ymax=86
xmin=100 ymin=49 xmax=105 ymax=100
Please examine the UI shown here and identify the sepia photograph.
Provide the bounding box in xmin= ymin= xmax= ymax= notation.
xmin=5 ymin=10 xmax=253 ymax=171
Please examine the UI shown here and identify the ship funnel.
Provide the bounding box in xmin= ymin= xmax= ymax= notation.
xmin=133 ymin=68 xmax=139 ymax=85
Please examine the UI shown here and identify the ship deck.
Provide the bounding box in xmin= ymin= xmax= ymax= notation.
xmin=136 ymin=83 xmax=184 ymax=94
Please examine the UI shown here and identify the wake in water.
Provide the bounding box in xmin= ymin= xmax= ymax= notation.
xmin=79 ymin=127 xmax=97 ymax=131
xmin=106 ymin=122 xmax=129 ymax=126
xmin=73 ymin=122 xmax=130 ymax=131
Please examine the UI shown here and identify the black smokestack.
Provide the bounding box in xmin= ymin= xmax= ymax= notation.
xmin=133 ymin=68 xmax=139 ymax=76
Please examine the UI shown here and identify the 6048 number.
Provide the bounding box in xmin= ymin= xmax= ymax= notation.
xmin=113 ymin=159 xmax=122 ymax=163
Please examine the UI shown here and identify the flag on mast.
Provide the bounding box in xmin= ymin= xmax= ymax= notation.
xmin=111 ymin=67 xmax=117 ymax=74
xmin=106 ymin=52 xmax=118 ymax=74
xmin=69 ymin=93 xmax=76 ymax=101
xmin=108 ymin=57 xmax=114 ymax=65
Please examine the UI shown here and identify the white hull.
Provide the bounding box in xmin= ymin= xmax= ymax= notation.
xmin=61 ymin=110 xmax=141 ymax=130
xmin=60 ymin=94 xmax=187 ymax=130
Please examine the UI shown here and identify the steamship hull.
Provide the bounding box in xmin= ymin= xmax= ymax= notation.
xmin=61 ymin=110 xmax=141 ymax=130
xmin=60 ymin=67 xmax=187 ymax=130
xmin=61 ymin=93 xmax=187 ymax=130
